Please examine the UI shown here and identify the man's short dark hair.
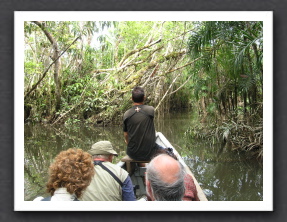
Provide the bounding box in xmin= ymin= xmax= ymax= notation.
xmin=132 ymin=86 xmax=145 ymax=103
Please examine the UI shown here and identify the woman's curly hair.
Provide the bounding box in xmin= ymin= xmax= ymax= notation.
xmin=46 ymin=148 xmax=95 ymax=198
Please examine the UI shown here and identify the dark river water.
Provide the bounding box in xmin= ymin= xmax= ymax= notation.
xmin=24 ymin=111 xmax=263 ymax=201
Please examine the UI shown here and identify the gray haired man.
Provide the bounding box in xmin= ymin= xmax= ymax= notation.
xmin=146 ymin=154 xmax=186 ymax=201
xmin=80 ymin=141 xmax=136 ymax=201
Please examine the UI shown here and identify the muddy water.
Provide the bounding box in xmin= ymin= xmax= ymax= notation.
xmin=24 ymin=111 xmax=263 ymax=201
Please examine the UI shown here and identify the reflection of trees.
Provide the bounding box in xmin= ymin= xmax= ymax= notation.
xmin=155 ymin=111 xmax=263 ymax=201
xmin=25 ymin=113 xmax=263 ymax=201
xmin=25 ymin=125 xmax=58 ymax=200
xmin=24 ymin=124 xmax=127 ymax=200
xmin=181 ymin=135 xmax=263 ymax=201
xmin=189 ymin=157 xmax=263 ymax=201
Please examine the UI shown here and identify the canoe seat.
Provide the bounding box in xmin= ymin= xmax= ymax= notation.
xmin=121 ymin=155 xmax=149 ymax=174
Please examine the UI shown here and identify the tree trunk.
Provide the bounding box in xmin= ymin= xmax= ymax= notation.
xmin=33 ymin=21 xmax=61 ymax=113
xmin=53 ymin=53 xmax=61 ymax=111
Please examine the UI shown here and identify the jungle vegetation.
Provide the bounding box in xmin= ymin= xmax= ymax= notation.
xmin=24 ymin=21 xmax=263 ymax=160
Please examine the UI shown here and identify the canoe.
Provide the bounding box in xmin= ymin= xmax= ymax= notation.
xmin=117 ymin=132 xmax=208 ymax=201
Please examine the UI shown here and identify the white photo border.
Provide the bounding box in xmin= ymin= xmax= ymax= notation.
xmin=15 ymin=11 xmax=273 ymax=211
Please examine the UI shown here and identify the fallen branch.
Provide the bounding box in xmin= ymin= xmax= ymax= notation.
xmin=118 ymin=38 xmax=162 ymax=67
xmin=165 ymin=56 xmax=203 ymax=74
xmin=155 ymin=72 xmax=182 ymax=111
xmin=94 ymin=45 xmax=164 ymax=75
xmin=154 ymin=56 xmax=203 ymax=110
xmin=169 ymin=74 xmax=192 ymax=96
xmin=164 ymin=29 xmax=194 ymax=43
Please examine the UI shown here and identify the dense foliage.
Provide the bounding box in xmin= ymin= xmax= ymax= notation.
xmin=187 ymin=21 xmax=263 ymax=159
xmin=24 ymin=21 xmax=263 ymax=159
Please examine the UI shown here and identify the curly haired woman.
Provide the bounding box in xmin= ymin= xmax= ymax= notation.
xmin=33 ymin=148 xmax=95 ymax=201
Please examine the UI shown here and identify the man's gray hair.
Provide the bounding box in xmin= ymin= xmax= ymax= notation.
xmin=147 ymin=155 xmax=186 ymax=201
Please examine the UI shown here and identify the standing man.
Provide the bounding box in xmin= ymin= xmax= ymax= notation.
xmin=123 ymin=86 xmax=159 ymax=161
xmin=146 ymin=154 xmax=186 ymax=201
xmin=80 ymin=141 xmax=136 ymax=201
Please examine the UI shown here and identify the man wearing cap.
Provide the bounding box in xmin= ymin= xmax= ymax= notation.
xmin=80 ymin=141 xmax=136 ymax=201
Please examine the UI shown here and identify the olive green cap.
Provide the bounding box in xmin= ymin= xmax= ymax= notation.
xmin=88 ymin=141 xmax=118 ymax=156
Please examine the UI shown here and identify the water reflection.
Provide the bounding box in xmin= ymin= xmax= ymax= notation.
xmin=24 ymin=111 xmax=263 ymax=201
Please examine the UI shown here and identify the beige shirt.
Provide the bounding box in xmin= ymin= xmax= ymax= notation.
xmin=33 ymin=188 xmax=77 ymax=201
xmin=80 ymin=162 xmax=129 ymax=201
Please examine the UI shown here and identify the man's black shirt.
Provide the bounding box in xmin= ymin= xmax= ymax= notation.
xmin=123 ymin=104 xmax=156 ymax=161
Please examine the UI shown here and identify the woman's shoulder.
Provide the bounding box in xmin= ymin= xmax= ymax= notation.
xmin=33 ymin=196 xmax=45 ymax=201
